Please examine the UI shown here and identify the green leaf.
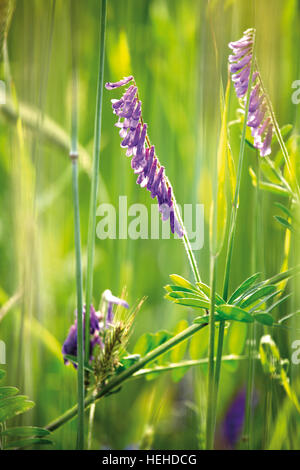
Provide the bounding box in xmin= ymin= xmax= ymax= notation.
xmin=271 ymin=124 xmax=293 ymax=144
xmin=63 ymin=354 xmax=94 ymax=373
xmin=0 ymin=426 xmax=51 ymax=438
xmin=245 ymin=138 xmax=255 ymax=149
xmin=5 ymin=438 xmax=53 ymax=449
xmin=249 ymin=290 xmax=282 ymax=313
xmin=0 ymin=369 xmax=6 ymax=380
xmin=210 ymin=78 xmax=230 ymax=255
xmin=0 ymin=396 xmax=35 ymax=422
xmin=249 ymin=168 xmax=290 ymax=197
xmin=240 ymin=285 xmax=277 ymax=309
xmin=169 ymin=274 xmax=195 ymax=291
xmin=216 ymin=305 xmax=254 ymax=323
xmin=172 ymin=297 xmax=210 ymax=310
xmin=274 ymin=202 xmax=294 ymax=220
xmin=264 ymin=266 xmax=300 ymax=286
xmin=133 ymin=330 xmax=172 ymax=357
xmin=274 ymin=216 xmax=294 ymax=232
xmin=165 ymin=291 xmax=202 ymax=301
xmin=196 ymin=282 xmax=224 ymax=304
xmin=117 ymin=354 xmax=141 ymax=373
xmin=228 ymin=273 xmax=261 ymax=304
xmin=164 ymin=285 xmax=199 ymax=295
xmin=253 ymin=313 xmax=274 ymax=326
xmin=0 ymin=387 xmax=19 ymax=398
xmin=266 ymin=294 xmax=292 ymax=313
xmin=194 ymin=313 xmax=224 ymax=324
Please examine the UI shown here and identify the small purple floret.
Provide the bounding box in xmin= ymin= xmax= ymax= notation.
xmin=103 ymin=289 xmax=129 ymax=326
xmin=105 ymin=76 xmax=134 ymax=90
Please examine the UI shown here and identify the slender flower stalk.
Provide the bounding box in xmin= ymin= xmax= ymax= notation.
xmin=70 ymin=1 xmax=84 ymax=449
xmin=85 ymin=0 xmax=107 ymax=363
xmin=105 ymin=76 xmax=201 ymax=283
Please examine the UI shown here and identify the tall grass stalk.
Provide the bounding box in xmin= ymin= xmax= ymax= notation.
xmin=205 ymin=254 xmax=217 ymax=449
xmin=85 ymin=0 xmax=107 ymax=363
xmin=70 ymin=2 xmax=85 ymax=449
xmin=246 ymin=151 xmax=262 ymax=448
xmin=213 ymin=31 xmax=257 ymax=440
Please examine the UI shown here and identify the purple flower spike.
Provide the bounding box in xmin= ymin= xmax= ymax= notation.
xmin=105 ymin=76 xmax=134 ymax=90
xmin=229 ymin=28 xmax=273 ymax=157
xmin=106 ymin=76 xmax=183 ymax=237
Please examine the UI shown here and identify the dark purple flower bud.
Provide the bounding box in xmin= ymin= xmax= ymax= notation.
xmin=150 ymin=166 xmax=164 ymax=199
xmin=105 ymin=76 xmax=134 ymax=90
xmin=170 ymin=209 xmax=175 ymax=234
xmin=62 ymin=304 xmax=102 ymax=368
xmin=146 ymin=158 xmax=158 ymax=190
xmin=62 ymin=325 xmax=77 ymax=364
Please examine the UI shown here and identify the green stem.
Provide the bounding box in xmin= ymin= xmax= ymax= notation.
xmin=256 ymin=65 xmax=300 ymax=202
xmin=173 ymin=200 xmax=201 ymax=284
xmin=262 ymin=377 xmax=273 ymax=449
xmin=70 ymin=2 xmax=85 ymax=450
xmin=46 ymin=322 xmax=208 ymax=432
xmin=244 ymin=323 xmax=255 ymax=448
xmin=72 ymin=160 xmax=85 ymax=450
xmin=213 ymin=30 xmax=257 ymax=431
xmin=85 ymin=0 xmax=107 ymax=362
xmin=206 ymin=254 xmax=217 ymax=449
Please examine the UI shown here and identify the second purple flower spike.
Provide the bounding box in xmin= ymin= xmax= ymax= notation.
xmin=105 ymin=76 xmax=183 ymax=237
xmin=229 ymin=28 xmax=274 ymax=157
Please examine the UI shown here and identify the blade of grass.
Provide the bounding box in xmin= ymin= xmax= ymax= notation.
xmin=85 ymin=0 xmax=107 ymax=363
xmin=70 ymin=1 xmax=85 ymax=450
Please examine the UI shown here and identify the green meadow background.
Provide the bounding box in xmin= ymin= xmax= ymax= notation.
xmin=0 ymin=0 xmax=299 ymax=449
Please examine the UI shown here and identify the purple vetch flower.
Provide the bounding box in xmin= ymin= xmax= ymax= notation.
xmin=222 ymin=387 xmax=259 ymax=449
xmin=105 ymin=76 xmax=184 ymax=237
xmin=102 ymin=289 xmax=129 ymax=325
xmin=62 ymin=304 xmax=102 ymax=367
xmin=62 ymin=291 xmax=130 ymax=368
xmin=229 ymin=28 xmax=274 ymax=157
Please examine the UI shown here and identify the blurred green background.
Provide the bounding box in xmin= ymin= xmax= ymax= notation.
xmin=0 ymin=0 xmax=300 ymax=450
